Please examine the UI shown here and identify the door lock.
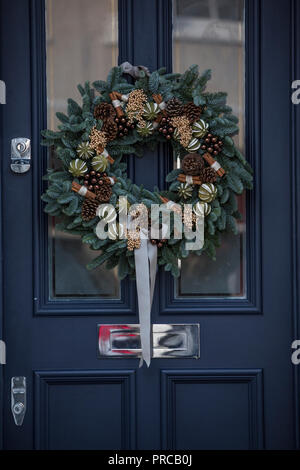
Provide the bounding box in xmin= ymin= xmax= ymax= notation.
xmin=11 ymin=376 xmax=26 ymax=426
xmin=10 ymin=138 xmax=31 ymax=173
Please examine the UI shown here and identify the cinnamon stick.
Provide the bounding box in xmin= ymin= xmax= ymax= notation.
xmin=203 ymin=152 xmax=225 ymax=177
xmin=160 ymin=196 xmax=169 ymax=204
xmin=114 ymin=92 xmax=129 ymax=103
xmin=159 ymin=196 xmax=182 ymax=214
xmin=109 ymin=92 xmax=124 ymax=117
xmin=103 ymin=176 xmax=117 ymax=185
xmin=72 ymin=182 xmax=97 ymax=200
xmin=177 ymin=174 xmax=202 ymax=185
xmin=97 ymin=147 xmax=115 ymax=165
xmin=152 ymin=94 xmax=167 ymax=115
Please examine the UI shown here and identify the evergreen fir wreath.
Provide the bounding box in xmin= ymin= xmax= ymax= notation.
xmin=41 ymin=64 xmax=253 ymax=281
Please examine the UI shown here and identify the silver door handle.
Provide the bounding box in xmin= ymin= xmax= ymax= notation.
xmin=11 ymin=376 xmax=26 ymax=426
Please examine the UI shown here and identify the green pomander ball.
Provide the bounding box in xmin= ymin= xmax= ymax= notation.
xmin=198 ymin=183 xmax=217 ymax=203
xmin=137 ymin=121 xmax=154 ymax=137
xmin=193 ymin=201 xmax=211 ymax=217
xmin=69 ymin=158 xmax=88 ymax=177
xmin=77 ymin=141 xmax=94 ymax=160
xmin=143 ymin=102 xmax=160 ymax=120
xmin=186 ymin=138 xmax=201 ymax=153
xmin=192 ymin=120 xmax=209 ymax=139
xmin=178 ymin=183 xmax=193 ymax=200
xmin=91 ymin=155 xmax=108 ymax=172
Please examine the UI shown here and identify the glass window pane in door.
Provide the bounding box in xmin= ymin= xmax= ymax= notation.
xmin=45 ymin=0 xmax=119 ymax=299
xmin=173 ymin=0 xmax=246 ymax=298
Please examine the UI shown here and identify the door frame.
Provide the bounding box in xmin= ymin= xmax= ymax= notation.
xmin=0 ymin=0 xmax=5 ymax=450
xmin=291 ymin=0 xmax=300 ymax=449
xmin=0 ymin=0 xmax=300 ymax=450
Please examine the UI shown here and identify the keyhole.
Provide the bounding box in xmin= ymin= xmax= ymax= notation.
xmin=16 ymin=142 xmax=26 ymax=154
xmin=13 ymin=402 xmax=24 ymax=415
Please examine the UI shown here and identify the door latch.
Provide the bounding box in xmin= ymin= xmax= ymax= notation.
xmin=11 ymin=376 xmax=26 ymax=426
xmin=10 ymin=138 xmax=31 ymax=173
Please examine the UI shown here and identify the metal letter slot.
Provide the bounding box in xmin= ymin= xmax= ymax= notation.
xmin=98 ymin=324 xmax=200 ymax=359
xmin=10 ymin=138 xmax=31 ymax=173
xmin=11 ymin=376 xmax=26 ymax=426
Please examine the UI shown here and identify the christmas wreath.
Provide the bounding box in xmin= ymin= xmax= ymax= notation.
xmin=41 ymin=64 xmax=253 ymax=280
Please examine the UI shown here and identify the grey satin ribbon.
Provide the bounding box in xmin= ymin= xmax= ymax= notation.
xmin=120 ymin=61 xmax=150 ymax=79
xmin=134 ymin=233 xmax=157 ymax=367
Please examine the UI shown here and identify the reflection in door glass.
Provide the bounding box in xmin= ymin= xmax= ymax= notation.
xmin=173 ymin=0 xmax=246 ymax=298
xmin=46 ymin=0 xmax=120 ymax=298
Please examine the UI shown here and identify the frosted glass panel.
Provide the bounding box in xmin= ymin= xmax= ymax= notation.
xmin=173 ymin=0 xmax=246 ymax=298
xmin=46 ymin=0 xmax=118 ymax=129
xmin=46 ymin=0 xmax=120 ymax=299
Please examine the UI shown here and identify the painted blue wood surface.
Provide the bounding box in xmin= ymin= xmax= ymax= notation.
xmin=0 ymin=0 xmax=298 ymax=450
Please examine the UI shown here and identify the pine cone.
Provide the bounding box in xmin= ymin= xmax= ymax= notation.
xmin=201 ymin=167 xmax=217 ymax=183
xmin=81 ymin=198 xmax=99 ymax=221
xmin=94 ymin=103 xmax=116 ymax=121
xmin=102 ymin=118 xmax=118 ymax=141
xmin=182 ymin=154 xmax=204 ymax=176
xmin=183 ymin=102 xmax=202 ymax=123
xmin=95 ymin=183 xmax=113 ymax=203
xmin=166 ymin=98 xmax=184 ymax=117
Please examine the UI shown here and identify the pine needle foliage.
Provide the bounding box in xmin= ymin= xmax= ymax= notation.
xmin=41 ymin=65 xmax=253 ymax=278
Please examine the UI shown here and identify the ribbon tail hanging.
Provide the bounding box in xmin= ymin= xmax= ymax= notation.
xmin=134 ymin=237 xmax=157 ymax=368
xmin=148 ymin=242 xmax=157 ymax=304
xmin=134 ymin=238 xmax=151 ymax=367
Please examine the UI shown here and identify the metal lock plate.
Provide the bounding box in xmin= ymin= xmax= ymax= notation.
xmin=10 ymin=138 xmax=31 ymax=173
xmin=98 ymin=324 xmax=200 ymax=359
xmin=11 ymin=376 xmax=26 ymax=426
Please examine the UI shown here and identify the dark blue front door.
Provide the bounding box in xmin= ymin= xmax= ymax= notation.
xmin=0 ymin=0 xmax=299 ymax=450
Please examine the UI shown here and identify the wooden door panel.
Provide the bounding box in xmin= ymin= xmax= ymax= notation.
xmin=0 ymin=0 xmax=298 ymax=450
xmin=34 ymin=370 xmax=136 ymax=450
xmin=161 ymin=370 xmax=264 ymax=450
